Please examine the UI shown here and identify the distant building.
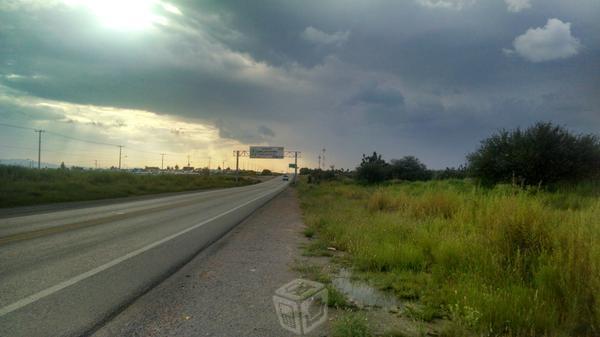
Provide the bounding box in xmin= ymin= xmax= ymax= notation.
xmin=182 ymin=166 xmax=194 ymax=172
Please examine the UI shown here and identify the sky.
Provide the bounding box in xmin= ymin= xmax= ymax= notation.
xmin=0 ymin=0 xmax=598 ymax=171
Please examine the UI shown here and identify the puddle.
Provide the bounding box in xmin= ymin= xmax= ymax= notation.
xmin=331 ymin=268 xmax=400 ymax=309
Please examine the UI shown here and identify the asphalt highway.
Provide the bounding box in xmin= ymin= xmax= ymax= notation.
xmin=0 ymin=177 xmax=288 ymax=337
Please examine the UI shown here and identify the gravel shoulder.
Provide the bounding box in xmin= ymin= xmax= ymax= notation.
xmin=92 ymin=187 xmax=323 ymax=337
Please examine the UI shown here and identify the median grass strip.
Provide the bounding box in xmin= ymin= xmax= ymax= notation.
xmin=297 ymin=179 xmax=600 ymax=336
xmin=0 ymin=166 xmax=258 ymax=208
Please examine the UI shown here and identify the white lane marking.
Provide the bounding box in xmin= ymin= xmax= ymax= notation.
xmin=0 ymin=185 xmax=285 ymax=317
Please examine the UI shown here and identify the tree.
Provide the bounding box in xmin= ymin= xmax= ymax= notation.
xmin=356 ymin=152 xmax=389 ymax=183
xmin=389 ymin=156 xmax=431 ymax=181
xmin=261 ymin=169 xmax=272 ymax=175
xmin=434 ymin=165 xmax=468 ymax=180
xmin=468 ymin=122 xmax=600 ymax=185
xmin=60 ymin=162 xmax=66 ymax=170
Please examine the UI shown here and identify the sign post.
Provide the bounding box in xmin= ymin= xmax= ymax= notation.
xmin=233 ymin=147 xmax=301 ymax=184
xmin=294 ymin=152 xmax=298 ymax=183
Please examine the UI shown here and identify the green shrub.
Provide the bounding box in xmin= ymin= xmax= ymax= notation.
xmin=389 ymin=156 xmax=432 ymax=181
xmin=356 ymin=152 xmax=389 ymax=184
xmin=468 ymin=122 xmax=600 ymax=185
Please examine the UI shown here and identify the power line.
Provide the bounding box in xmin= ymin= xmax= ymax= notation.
xmin=1 ymin=122 xmax=171 ymax=169
xmin=1 ymin=122 xmax=163 ymax=155
xmin=0 ymin=122 xmax=120 ymax=147
xmin=2 ymin=122 xmax=285 ymax=171
xmin=44 ymin=130 xmax=120 ymax=148
xmin=0 ymin=122 xmax=36 ymax=131
xmin=0 ymin=145 xmax=38 ymax=151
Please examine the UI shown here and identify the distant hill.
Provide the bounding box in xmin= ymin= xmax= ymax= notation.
xmin=0 ymin=159 xmax=60 ymax=169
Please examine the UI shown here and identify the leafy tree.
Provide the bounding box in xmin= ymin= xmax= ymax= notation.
xmin=434 ymin=165 xmax=468 ymax=180
xmin=261 ymin=169 xmax=272 ymax=175
xmin=299 ymin=167 xmax=310 ymax=175
xmin=356 ymin=152 xmax=389 ymax=183
xmin=468 ymin=122 xmax=600 ymax=185
xmin=389 ymin=156 xmax=432 ymax=181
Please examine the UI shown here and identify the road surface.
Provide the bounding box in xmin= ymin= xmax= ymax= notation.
xmin=0 ymin=177 xmax=288 ymax=337
xmin=93 ymin=188 xmax=322 ymax=337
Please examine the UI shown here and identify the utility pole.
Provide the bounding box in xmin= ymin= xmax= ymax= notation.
xmin=208 ymin=156 xmax=211 ymax=176
xmin=118 ymin=145 xmax=123 ymax=170
xmin=34 ymin=129 xmax=44 ymax=169
xmin=160 ymin=153 xmax=166 ymax=170
xmin=318 ymin=155 xmax=321 ymax=170
xmin=322 ymin=148 xmax=326 ymax=170
xmin=187 ymin=154 xmax=191 ymax=167
xmin=235 ymin=150 xmax=240 ymax=182
xmin=294 ymin=151 xmax=298 ymax=184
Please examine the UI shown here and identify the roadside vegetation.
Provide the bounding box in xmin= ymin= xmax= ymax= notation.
xmin=297 ymin=122 xmax=600 ymax=336
xmin=299 ymin=179 xmax=599 ymax=336
xmin=0 ymin=165 xmax=258 ymax=208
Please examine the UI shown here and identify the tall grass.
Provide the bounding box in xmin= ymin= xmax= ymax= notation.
xmin=0 ymin=165 xmax=257 ymax=207
xmin=298 ymin=179 xmax=600 ymax=336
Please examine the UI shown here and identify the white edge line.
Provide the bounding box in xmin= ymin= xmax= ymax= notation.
xmin=0 ymin=185 xmax=285 ymax=317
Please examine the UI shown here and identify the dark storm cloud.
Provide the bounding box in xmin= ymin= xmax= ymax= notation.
xmin=258 ymin=125 xmax=276 ymax=138
xmin=215 ymin=120 xmax=277 ymax=144
xmin=1 ymin=0 xmax=599 ymax=168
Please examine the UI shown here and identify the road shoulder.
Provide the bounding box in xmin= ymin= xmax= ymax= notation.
xmin=92 ymin=187 xmax=321 ymax=337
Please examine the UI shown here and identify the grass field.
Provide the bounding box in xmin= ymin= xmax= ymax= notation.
xmin=297 ymin=179 xmax=600 ymax=336
xmin=0 ymin=165 xmax=258 ymax=208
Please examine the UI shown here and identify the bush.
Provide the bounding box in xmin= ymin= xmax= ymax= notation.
xmin=389 ymin=156 xmax=432 ymax=181
xmin=434 ymin=165 xmax=468 ymax=180
xmin=468 ymin=122 xmax=600 ymax=185
xmin=356 ymin=152 xmax=389 ymax=184
xmin=299 ymin=167 xmax=311 ymax=175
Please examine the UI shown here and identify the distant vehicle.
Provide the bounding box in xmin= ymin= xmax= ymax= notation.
xmin=282 ymin=175 xmax=289 ymax=181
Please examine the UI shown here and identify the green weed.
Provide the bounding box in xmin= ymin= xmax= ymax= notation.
xmin=297 ymin=179 xmax=600 ymax=336
xmin=332 ymin=312 xmax=372 ymax=337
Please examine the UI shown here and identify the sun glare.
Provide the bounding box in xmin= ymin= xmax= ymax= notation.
xmin=65 ymin=0 xmax=174 ymax=30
